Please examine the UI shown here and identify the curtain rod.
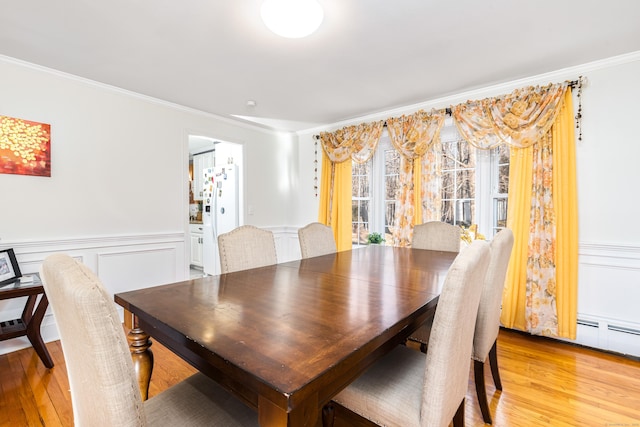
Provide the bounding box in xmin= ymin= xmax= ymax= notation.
xmin=313 ymin=79 xmax=580 ymax=139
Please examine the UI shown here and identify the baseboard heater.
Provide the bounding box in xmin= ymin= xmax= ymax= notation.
xmin=577 ymin=318 xmax=598 ymax=328
xmin=578 ymin=318 xmax=640 ymax=336
xmin=608 ymin=324 xmax=640 ymax=336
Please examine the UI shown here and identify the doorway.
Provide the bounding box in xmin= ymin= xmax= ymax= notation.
xmin=187 ymin=134 xmax=244 ymax=276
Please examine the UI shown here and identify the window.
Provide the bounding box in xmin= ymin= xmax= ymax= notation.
xmin=352 ymin=161 xmax=371 ymax=245
xmin=351 ymin=136 xmax=400 ymax=245
xmin=491 ymin=144 xmax=510 ymax=235
xmin=441 ymin=136 xmax=476 ymax=227
xmin=351 ymin=121 xmax=509 ymax=245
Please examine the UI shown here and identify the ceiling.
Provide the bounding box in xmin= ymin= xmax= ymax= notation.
xmin=2 ymin=1 xmax=640 ymax=133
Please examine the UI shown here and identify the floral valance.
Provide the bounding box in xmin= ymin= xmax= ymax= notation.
xmin=320 ymin=121 xmax=384 ymax=164
xmin=452 ymin=82 xmax=569 ymax=149
xmin=386 ymin=109 xmax=445 ymax=160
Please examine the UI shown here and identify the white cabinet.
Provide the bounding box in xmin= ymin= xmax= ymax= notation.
xmin=190 ymin=224 xmax=204 ymax=267
xmin=192 ymin=152 xmax=214 ymax=201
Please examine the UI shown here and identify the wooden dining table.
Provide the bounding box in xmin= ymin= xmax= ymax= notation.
xmin=114 ymin=245 xmax=457 ymax=427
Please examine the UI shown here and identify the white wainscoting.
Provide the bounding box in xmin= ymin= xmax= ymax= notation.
xmin=0 ymin=233 xmax=187 ymax=356
xmin=570 ymin=242 xmax=640 ymax=357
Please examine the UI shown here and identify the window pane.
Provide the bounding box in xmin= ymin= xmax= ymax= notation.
xmin=442 ymin=141 xmax=456 ymax=169
xmin=352 ymin=160 xmax=371 ymax=198
xmin=385 ymin=175 xmax=399 ymax=199
xmin=441 ymin=200 xmax=454 ymax=225
xmin=494 ymin=198 xmax=508 ymax=229
xmin=456 ymin=169 xmax=475 ymax=199
xmin=385 ymin=201 xmax=396 ymax=234
xmin=384 ymin=149 xmax=400 ymax=175
xmin=498 ymin=164 xmax=509 ymax=193
xmin=456 ymin=199 xmax=475 ymax=227
xmin=497 ymin=144 xmax=510 ymax=163
xmin=441 ymin=171 xmax=454 ymax=199
xmin=460 ymin=141 xmax=475 ymax=168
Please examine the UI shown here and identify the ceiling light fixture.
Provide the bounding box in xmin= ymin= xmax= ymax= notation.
xmin=260 ymin=0 xmax=324 ymax=39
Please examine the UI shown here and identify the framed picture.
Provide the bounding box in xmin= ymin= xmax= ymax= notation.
xmin=0 ymin=248 xmax=22 ymax=286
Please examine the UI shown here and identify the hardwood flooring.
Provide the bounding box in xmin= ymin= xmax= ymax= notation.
xmin=1 ymin=328 xmax=639 ymax=426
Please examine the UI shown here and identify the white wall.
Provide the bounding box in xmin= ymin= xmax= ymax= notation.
xmin=295 ymin=52 xmax=640 ymax=356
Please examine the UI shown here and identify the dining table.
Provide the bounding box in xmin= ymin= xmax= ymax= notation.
xmin=114 ymin=245 xmax=457 ymax=427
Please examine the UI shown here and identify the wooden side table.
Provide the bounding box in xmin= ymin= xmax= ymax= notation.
xmin=0 ymin=273 xmax=54 ymax=368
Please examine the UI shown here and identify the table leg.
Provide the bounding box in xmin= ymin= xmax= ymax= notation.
xmin=25 ymin=294 xmax=54 ymax=369
xmin=258 ymin=393 xmax=318 ymax=427
xmin=127 ymin=327 xmax=153 ymax=400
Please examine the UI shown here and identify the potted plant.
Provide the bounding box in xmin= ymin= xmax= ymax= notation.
xmin=366 ymin=232 xmax=385 ymax=245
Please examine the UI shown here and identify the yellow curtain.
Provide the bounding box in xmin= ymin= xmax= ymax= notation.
xmin=500 ymin=146 xmax=533 ymax=331
xmin=318 ymin=121 xmax=384 ymax=250
xmin=500 ymin=89 xmax=578 ymax=339
xmin=386 ymin=110 xmax=445 ymax=246
xmin=553 ymin=90 xmax=579 ymax=339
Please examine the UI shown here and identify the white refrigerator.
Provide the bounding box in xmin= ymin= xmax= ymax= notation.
xmin=202 ymin=164 xmax=239 ymax=276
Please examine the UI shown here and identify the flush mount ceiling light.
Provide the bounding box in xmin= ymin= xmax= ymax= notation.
xmin=260 ymin=0 xmax=324 ymax=38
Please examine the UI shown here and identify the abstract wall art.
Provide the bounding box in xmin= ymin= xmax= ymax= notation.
xmin=0 ymin=115 xmax=51 ymax=177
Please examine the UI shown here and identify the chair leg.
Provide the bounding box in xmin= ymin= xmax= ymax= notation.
xmin=474 ymin=359 xmax=492 ymax=424
xmin=452 ymin=398 xmax=465 ymax=427
xmin=488 ymin=340 xmax=502 ymax=391
xmin=322 ymin=403 xmax=335 ymax=427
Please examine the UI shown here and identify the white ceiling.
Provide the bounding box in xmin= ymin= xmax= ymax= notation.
xmin=2 ymin=1 xmax=640 ymax=133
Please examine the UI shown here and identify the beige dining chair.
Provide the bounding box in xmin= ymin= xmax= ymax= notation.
xmin=408 ymin=221 xmax=461 ymax=351
xmin=218 ymin=225 xmax=277 ymax=274
xmin=325 ymin=240 xmax=491 ymax=427
xmin=40 ymin=253 xmax=259 ymax=427
xmin=472 ymin=228 xmax=514 ymax=424
xmin=298 ymin=222 xmax=337 ymax=259
xmin=412 ymin=221 xmax=462 ymax=253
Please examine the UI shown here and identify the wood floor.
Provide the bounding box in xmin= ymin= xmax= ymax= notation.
xmin=1 ymin=328 xmax=639 ymax=426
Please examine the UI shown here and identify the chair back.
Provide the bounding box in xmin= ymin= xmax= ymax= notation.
xmin=40 ymin=254 xmax=146 ymax=427
xmin=412 ymin=221 xmax=461 ymax=252
xmin=472 ymin=228 xmax=514 ymax=362
xmin=218 ymin=225 xmax=277 ymax=273
xmin=421 ymin=240 xmax=491 ymax=426
xmin=298 ymin=222 xmax=337 ymax=259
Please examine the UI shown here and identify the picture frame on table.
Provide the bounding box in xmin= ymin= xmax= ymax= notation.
xmin=0 ymin=248 xmax=22 ymax=286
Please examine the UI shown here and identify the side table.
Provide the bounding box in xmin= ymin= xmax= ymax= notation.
xmin=0 ymin=273 xmax=54 ymax=368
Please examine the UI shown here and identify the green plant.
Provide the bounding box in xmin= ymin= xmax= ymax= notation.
xmin=366 ymin=232 xmax=385 ymax=244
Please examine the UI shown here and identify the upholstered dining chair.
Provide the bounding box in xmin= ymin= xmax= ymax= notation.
xmin=325 ymin=240 xmax=491 ymax=427
xmin=472 ymin=228 xmax=514 ymax=424
xmin=218 ymin=225 xmax=277 ymax=274
xmin=40 ymin=253 xmax=259 ymax=427
xmin=408 ymin=221 xmax=461 ymax=351
xmin=298 ymin=222 xmax=337 ymax=259
xmin=411 ymin=221 xmax=462 ymax=253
